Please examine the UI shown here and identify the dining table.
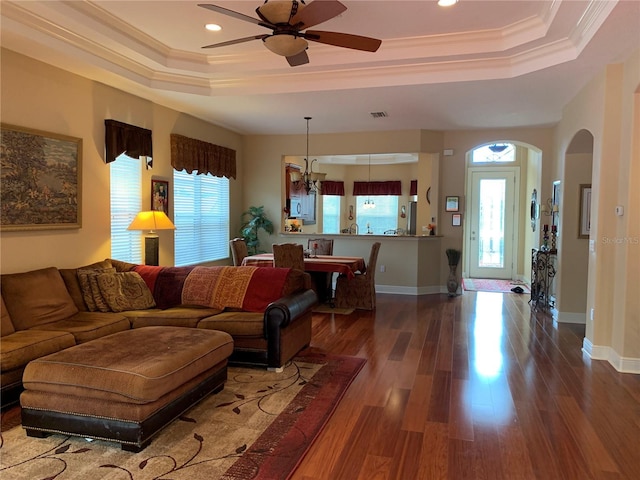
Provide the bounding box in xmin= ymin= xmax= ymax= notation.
xmin=241 ymin=253 xmax=366 ymax=279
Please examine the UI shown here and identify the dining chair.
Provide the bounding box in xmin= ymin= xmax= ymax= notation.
xmin=307 ymin=238 xmax=334 ymax=256
xmin=334 ymin=242 xmax=381 ymax=310
xmin=229 ymin=238 xmax=248 ymax=266
xmin=272 ymin=243 xmax=305 ymax=271
xmin=307 ymin=238 xmax=335 ymax=302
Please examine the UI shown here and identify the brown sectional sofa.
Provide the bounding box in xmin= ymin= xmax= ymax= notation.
xmin=0 ymin=259 xmax=318 ymax=408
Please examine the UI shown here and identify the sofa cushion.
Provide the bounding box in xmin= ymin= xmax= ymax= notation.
xmin=125 ymin=306 xmax=223 ymax=329
xmin=30 ymin=311 xmax=130 ymax=344
xmin=1 ymin=296 xmax=15 ymax=337
xmin=0 ymin=329 xmax=75 ymax=371
xmin=59 ymin=259 xmax=113 ymax=311
xmin=78 ymin=267 xmax=116 ymax=312
xmin=1 ymin=267 xmax=79 ymax=331
xmin=96 ymin=272 xmax=156 ymax=312
xmin=197 ymin=311 xmax=264 ymax=337
xmin=109 ymin=258 xmax=138 ymax=272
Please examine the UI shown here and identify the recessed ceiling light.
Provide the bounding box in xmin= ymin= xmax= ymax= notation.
xmin=438 ymin=0 xmax=458 ymax=6
xmin=205 ymin=23 xmax=222 ymax=32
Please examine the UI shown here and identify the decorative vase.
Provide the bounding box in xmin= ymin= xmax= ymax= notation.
xmin=447 ymin=264 xmax=459 ymax=296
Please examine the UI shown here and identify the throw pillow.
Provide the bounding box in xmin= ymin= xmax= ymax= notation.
xmin=96 ymin=272 xmax=156 ymax=313
xmin=60 ymin=259 xmax=113 ymax=312
xmin=77 ymin=267 xmax=116 ymax=312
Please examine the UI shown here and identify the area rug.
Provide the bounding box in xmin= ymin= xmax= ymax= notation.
xmin=0 ymin=352 xmax=365 ymax=480
xmin=462 ymin=278 xmax=531 ymax=294
xmin=312 ymin=304 xmax=355 ymax=315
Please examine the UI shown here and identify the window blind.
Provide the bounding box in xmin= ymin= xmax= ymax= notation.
xmin=110 ymin=154 xmax=142 ymax=263
xmin=174 ymin=169 xmax=229 ymax=266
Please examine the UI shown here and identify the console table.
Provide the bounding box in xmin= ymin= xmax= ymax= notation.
xmin=530 ymin=248 xmax=557 ymax=310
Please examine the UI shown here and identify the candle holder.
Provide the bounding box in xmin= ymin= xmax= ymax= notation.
xmin=550 ymin=228 xmax=557 ymax=253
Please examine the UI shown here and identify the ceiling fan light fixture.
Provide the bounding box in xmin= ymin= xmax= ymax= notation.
xmin=263 ymin=34 xmax=308 ymax=56
xmin=258 ymin=0 xmax=305 ymax=25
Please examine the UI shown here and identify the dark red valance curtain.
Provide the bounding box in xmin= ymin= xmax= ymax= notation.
xmin=321 ymin=180 xmax=345 ymax=196
xmin=353 ymin=181 xmax=402 ymax=196
xmin=410 ymin=180 xmax=418 ymax=196
xmin=104 ymin=119 xmax=153 ymax=163
xmin=170 ymin=134 xmax=236 ymax=179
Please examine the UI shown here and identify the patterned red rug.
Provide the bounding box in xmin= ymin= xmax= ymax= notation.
xmin=462 ymin=278 xmax=531 ymax=294
xmin=0 ymin=351 xmax=365 ymax=480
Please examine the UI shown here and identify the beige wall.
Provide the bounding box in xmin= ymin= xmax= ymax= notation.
xmin=439 ymin=130 xmax=553 ymax=282
xmin=0 ymin=49 xmax=243 ymax=273
xmin=2 ymin=46 xmax=638 ymax=371
xmin=557 ymin=153 xmax=592 ymax=318
xmin=554 ymin=48 xmax=640 ymax=370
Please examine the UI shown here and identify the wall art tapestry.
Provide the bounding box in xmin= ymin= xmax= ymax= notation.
xmin=1 ymin=124 xmax=82 ymax=231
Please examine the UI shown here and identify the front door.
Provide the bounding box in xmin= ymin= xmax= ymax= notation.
xmin=466 ymin=169 xmax=519 ymax=279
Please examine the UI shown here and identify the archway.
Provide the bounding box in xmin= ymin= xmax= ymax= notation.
xmin=556 ymin=129 xmax=594 ymax=323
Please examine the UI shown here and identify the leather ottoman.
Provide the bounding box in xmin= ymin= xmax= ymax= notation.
xmin=20 ymin=326 xmax=234 ymax=451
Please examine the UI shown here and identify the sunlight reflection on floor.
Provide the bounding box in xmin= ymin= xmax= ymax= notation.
xmin=467 ymin=292 xmax=515 ymax=426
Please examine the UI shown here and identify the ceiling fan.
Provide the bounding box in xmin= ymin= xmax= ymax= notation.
xmin=199 ymin=0 xmax=382 ymax=66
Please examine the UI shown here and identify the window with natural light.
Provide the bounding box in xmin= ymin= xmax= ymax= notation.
xmin=322 ymin=195 xmax=341 ymax=234
xmin=110 ymin=154 xmax=142 ymax=263
xmin=472 ymin=143 xmax=515 ymax=163
xmin=173 ymin=169 xmax=229 ymax=266
xmin=356 ymin=196 xmax=398 ymax=234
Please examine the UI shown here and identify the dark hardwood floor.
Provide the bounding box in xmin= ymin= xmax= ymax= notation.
xmin=293 ymin=291 xmax=640 ymax=480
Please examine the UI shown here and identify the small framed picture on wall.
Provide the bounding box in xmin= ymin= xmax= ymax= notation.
xmin=452 ymin=214 xmax=462 ymax=226
xmin=151 ymin=179 xmax=169 ymax=215
xmin=445 ymin=196 xmax=459 ymax=212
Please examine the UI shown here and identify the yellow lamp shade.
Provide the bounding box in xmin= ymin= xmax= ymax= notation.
xmin=127 ymin=211 xmax=176 ymax=232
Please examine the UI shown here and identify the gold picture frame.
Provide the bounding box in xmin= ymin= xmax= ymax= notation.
xmin=1 ymin=124 xmax=82 ymax=231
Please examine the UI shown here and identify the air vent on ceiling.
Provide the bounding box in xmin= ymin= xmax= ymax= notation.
xmin=370 ymin=111 xmax=388 ymax=118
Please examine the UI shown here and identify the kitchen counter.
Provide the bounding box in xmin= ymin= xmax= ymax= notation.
xmin=277 ymin=233 xmax=443 ymax=295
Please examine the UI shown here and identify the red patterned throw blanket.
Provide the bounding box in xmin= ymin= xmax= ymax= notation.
xmin=133 ymin=265 xmax=292 ymax=312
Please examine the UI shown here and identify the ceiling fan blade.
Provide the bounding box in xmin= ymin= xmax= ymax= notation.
xmin=202 ymin=34 xmax=269 ymax=49
xmin=287 ymin=50 xmax=309 ymax=67
xmin=198 ymin=4 xmax=274 ymax=28
xmin=304 ymin=30 xmax=382 ymax=52
xmin=290 ymin=0 xmax=347 ymax=29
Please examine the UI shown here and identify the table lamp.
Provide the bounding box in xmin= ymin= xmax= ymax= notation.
xmin=127 ymin=210 xmax=176 ymax=266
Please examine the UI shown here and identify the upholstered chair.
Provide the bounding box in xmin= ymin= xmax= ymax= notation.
xmin=334 ymin=242 xmax=381 ymax=310
xmin=272 ymin=243 xmax=305 ymax=271
xmin=307 ymin=238 xmax=334 ymax=256
xmin=307 ymin=238 xmax=335 ymax=300
xmin=229 ymin=238 xmax=248 ymax=266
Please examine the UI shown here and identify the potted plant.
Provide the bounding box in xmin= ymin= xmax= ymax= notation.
xmin=240 ymin=206 xmax=274 ymax=255
xmin=446 ymin=248 xmax=462 ymax=296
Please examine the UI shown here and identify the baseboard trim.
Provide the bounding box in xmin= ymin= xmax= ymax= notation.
xmin=556 ymin=311 xmax=587 ymax=324
xmin=376 ymin=285 xmax=441 ymax=296
xmin=582 ymin=338 xmax=640 ymax=374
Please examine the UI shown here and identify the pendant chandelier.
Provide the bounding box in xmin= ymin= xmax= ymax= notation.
xmin=363 ymin=154 xmax=375 ymax=209
xmin=290 ymin=116 xmax=325 ymax=194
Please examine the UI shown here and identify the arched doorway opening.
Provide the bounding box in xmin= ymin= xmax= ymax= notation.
xmin=556 ymin=129 xmax=594 ymax=323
